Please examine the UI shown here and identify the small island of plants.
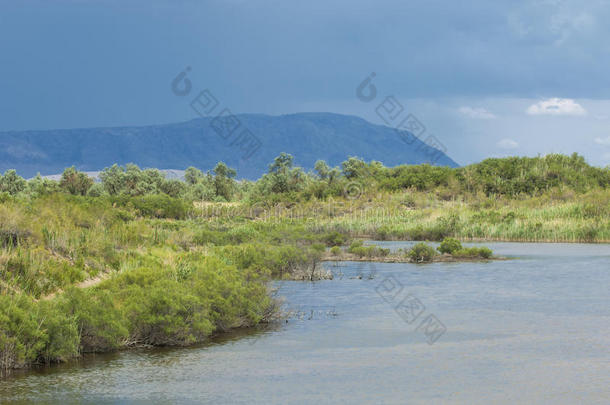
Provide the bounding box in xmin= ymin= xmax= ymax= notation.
xmin=325 ymin=238 xmax=495 ymax=263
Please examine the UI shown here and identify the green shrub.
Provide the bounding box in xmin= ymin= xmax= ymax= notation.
xmin=346 ymin=242 xmax=390 ymax=258
xmin=375 ymin=225 xmax=391 ymax=240
xmin=193 ymin=228 xmax=227 ymax=245
xmin=478 ymin=247 xmax=493 ymax=258
xmin=112 ymin=195 xmax=190 ymax=219
xmin=407 ymin=243 xmax=437 ymax=262
xmin=378 ymin=247 xmax=390 ymax=256
xmin=347 ymin=240 xmax=364 ymax=253
xmin=0 ymin=295 xmax=80 ymax=373
xmin=59 ymin=288 xmax=128 ymax=352
xmin=453 ymin=247 xmax=493 ymax=258
xmin=330 ymin=246 xmax=341 ymax=255
xmin=438 ymin=237 xmax=462 ymax=254
xmin=350 ymin=246 xmax=368 ymax=257
xmin=323 ymin=231 xmax=346 ymax=246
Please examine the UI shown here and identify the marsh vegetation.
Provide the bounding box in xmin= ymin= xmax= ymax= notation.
xmin=0 ymin=153 xmax=608 ymax=374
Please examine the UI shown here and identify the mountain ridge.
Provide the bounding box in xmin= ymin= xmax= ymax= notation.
xmin=0 ymin=112 xmax=458 ymax=178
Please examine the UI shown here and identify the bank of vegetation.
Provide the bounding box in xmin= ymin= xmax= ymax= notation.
xmin=0 ymin=153 xmax=608 ymax=374
xmin=325 ymin=238 xmax=495 ymax=263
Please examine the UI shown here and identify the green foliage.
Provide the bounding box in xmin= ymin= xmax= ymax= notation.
xmin=407 ymin=243 xmax=437 ymax=262
xmin=348 ymin=240 xmax=364 ymax=252
xmin=438 ymin=237 xmax=462 ymax=254
xmin=452 ymin=247 xmax=493 ymax=259
xmin=1 ymin=152 xmax=608 ymax=374
xmin=0 ymin=295 xmax=80 ymax=372
xmin=99 ymin=164 xmax=188 ymax=198
xmin=323 ymin=231 xmax=346 ymax=246
xmin=184 ymin=167 xmax=205 ymax=185
xmin=348 ymin=241 xmax=390 ymax=258
xmin=27 ymin=175 xmax=60 ymax=197
xmin=112 ymin=195 xmax=190 ymax=219
xmin=0 ymin=170 xmax=26 ymax=195
xmin=59 ymin=167 xmax=94 ymax=196
xmin=341 ymin=156 xmax=368 ymax=179
xmin=86 ymin=183 xmax=106 ymax=197
xmin=59 ymin=288 xmax=127 ymax=352
xmin=213 ymin=162 xmax=237 ymax=201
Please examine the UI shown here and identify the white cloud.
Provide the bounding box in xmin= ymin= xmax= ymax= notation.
xmin=594 ymin=136 xmax=610 ymax=146
xmin=526 ymin=98 xmax=586 ymax=116
xmin=458 ymin=106 xmax=496 ymax=119
xmin=497 ymin=138 xmax=519 ymax=149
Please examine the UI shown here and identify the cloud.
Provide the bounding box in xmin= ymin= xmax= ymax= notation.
xmin=594 ymin=136 xmax=610 ymax=146
xmin=497 ymin=138 xmax=519 ymax=149
xmin=526 ymin=98 xmax=586 ymax=116
xmin=458 ymin=106 xmax=496 ymax=119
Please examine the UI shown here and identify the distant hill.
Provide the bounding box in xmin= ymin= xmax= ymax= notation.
xmin=0 ymin=113 xmax=458 ymax=178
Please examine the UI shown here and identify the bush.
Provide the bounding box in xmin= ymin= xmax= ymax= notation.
xmin=350 ymin=246 xmax=368 ymax=257
xmin=112 ymin=195 xmax=190 ymax=219
xmin=347 ymin=240 xmax=364 ymax=253
xmin=59 ymin=288 xmax=128 ymax=352
xmin=453 ymin=247 xmax=493 ymax=259
xmin=0 ymin=295 xmax=80 ymax=373
xmin=438 ymin=237 xmax=462 ymax=254
xmin=349 ymin=244 xmax=390 ymax=258
xmin=407 ymin=243 xmax=437 ymax=262
xmin=375 ymin=225 xmax=391 ymax=241
xmin=330 ymin=246 xmax=341 ymax=255
xmin=378 ymin=247 xmax=390 ymax=256
xmin=323 ymin=231 xmax=346 ymax=246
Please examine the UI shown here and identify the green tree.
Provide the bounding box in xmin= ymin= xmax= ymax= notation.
xmin=184 ymin=167 xmax=204 ymax=185
xmin=160 ymin=179 xmax=186 ymax=198
xmin=269 ymin=152 xmax=294 ymax=175
xmin=266 ymin=153 xmax=306 ymax=194
xmin=213 ymin=162 xmax=237 ymax=201
xmin=99 ymin=164 xmax=126 ymax=195
xmin=0 ymin=170 xmax=27 ymax=195
xmin=59 ymin=167 xmax=94 ymax=196
xmin=341 ymin=157 xmax=367 ymax=179
xmin=27 ymin=174 xmax=60 ymax=197
xmin=314 ymin=160 xmax=340 ymax=185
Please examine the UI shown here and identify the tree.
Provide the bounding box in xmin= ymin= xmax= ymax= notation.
xmin=159 ymin=179 xmax=186 ymax=198
xmin=269 ymin=152 xmax=294 ymax=175
xmin=314 ymin=160 xmax=340 ymax=185
xmin=266 ymin=153 xmax=306 ymax=194
xmin=27 ymin=174 xmax=60 ymax=196
xmin=341 ymin=157 xmax=367 ymax=179
xmin=99 ymin=164 xmax=165 ymax=196
xmin=99 ymin=164 xmax=126 ymax=195
xmin=213 ymin=162 xmax=237 ymax=201
xmin=314 ymin=160 xmax=330 ymax=179
xmin=59 ymin=167 xmax=94 ymax=196
xmin=184 ymin=167 xmax=204 ymax=185
xmin=0 ymin=170 xmax=27 ymax=195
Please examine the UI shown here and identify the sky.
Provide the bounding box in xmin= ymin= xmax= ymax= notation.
xmin=1 ymin=0 xmax=610 ymax=166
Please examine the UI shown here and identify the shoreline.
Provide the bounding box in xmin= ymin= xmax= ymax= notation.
xmin=345 ymin=235 xmax=610 ymax=244
xmin=321 ymin=253 xmax=508 ymax=264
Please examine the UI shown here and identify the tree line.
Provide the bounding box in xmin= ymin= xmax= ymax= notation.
xmin=1 ymin=153 xmax=608 ymax=202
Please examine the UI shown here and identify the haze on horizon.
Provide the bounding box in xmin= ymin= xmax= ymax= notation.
xmin=1 ymin=0 xmax=610 ymax=166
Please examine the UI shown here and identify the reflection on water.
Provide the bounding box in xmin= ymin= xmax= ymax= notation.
xmin=1 ymin=243 xmax=609 ymax=404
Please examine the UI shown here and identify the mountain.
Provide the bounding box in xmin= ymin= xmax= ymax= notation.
xmin=0 ymin=113 xmax=458 ymax=178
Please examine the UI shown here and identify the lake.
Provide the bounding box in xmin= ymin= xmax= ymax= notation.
xmin=1 ymin=242 xmax=609 ymax=404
